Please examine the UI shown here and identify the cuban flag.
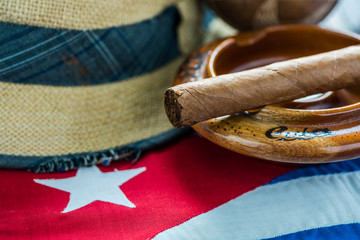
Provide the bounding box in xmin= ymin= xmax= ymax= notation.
xmin=1 ymin=134 xmax=360 ymax=239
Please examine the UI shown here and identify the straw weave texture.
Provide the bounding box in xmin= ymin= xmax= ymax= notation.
xmin=0 ymin=0 xmax=206 ymax=159
xmin=1 ymin=0 xmax=202 ymax=68
xmin=0 ymin=58 xmax=184 ymax=156
xmin=0 ymin=0 xmax=185 ymax=30
xmin=177 ymin=1 xmax=203 ymax=55
xmin=0 ymin=0 xmax=236 ymax=171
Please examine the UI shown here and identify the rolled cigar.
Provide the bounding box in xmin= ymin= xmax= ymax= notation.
xmin=164 ymin=44 xmax=360 ymax=128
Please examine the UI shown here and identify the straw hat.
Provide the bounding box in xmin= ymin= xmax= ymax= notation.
xmin=0 ymin=0 xmax=221 ymax=172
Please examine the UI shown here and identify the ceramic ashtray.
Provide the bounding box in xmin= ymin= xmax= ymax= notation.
xmin=173 ymin=25 xmax=360 ymax=164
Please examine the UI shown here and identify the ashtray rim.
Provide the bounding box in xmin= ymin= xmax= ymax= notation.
xmin=206 ymin=24 xmax=360 ymax=115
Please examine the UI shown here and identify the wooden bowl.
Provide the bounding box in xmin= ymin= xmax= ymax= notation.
xmin=206 ymin=0 xmax=338 ymax=30
xmin=174 ymin=25 xmax=360 ymax=164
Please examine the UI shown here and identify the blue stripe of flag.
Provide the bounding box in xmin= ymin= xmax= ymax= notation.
xmin=269 ymin=158 xmax=360 ymax=185
xmin=267 ymin=223 xmax=360 ymax=240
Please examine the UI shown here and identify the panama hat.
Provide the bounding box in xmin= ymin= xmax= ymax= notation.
xmin=0 ymin=0 xmax=235 ymax=172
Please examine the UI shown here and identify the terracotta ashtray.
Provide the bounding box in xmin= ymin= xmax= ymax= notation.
xmin=174 ymin=25 xmax=360 ymax=164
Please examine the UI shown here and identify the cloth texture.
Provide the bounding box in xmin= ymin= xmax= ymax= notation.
xmin=0 ymin=0 xmax=210 ymax=171
xmin=2 ymin=1 xmax=360 ymax=240
xmin=1 ymin=0 xmax=193 ymax=30
xmin=2 ymin=134 xmax=360 ymax=239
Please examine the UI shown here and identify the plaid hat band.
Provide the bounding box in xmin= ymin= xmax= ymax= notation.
xmin=0 ymin=1 xmax=204 ymax=172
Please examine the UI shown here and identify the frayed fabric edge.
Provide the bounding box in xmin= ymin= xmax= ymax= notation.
xmin=24 ymin=127 xmax=192 ymax=173
xmin=29 ymin=147 xmax=140 ymax=173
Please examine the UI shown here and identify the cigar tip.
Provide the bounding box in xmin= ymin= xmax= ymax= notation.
xmin=164 ymin=88 xmax=184 ymax=128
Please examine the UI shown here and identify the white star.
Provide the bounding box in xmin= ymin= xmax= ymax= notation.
xmin=34 ymin=165 xmax=146 ymax=213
